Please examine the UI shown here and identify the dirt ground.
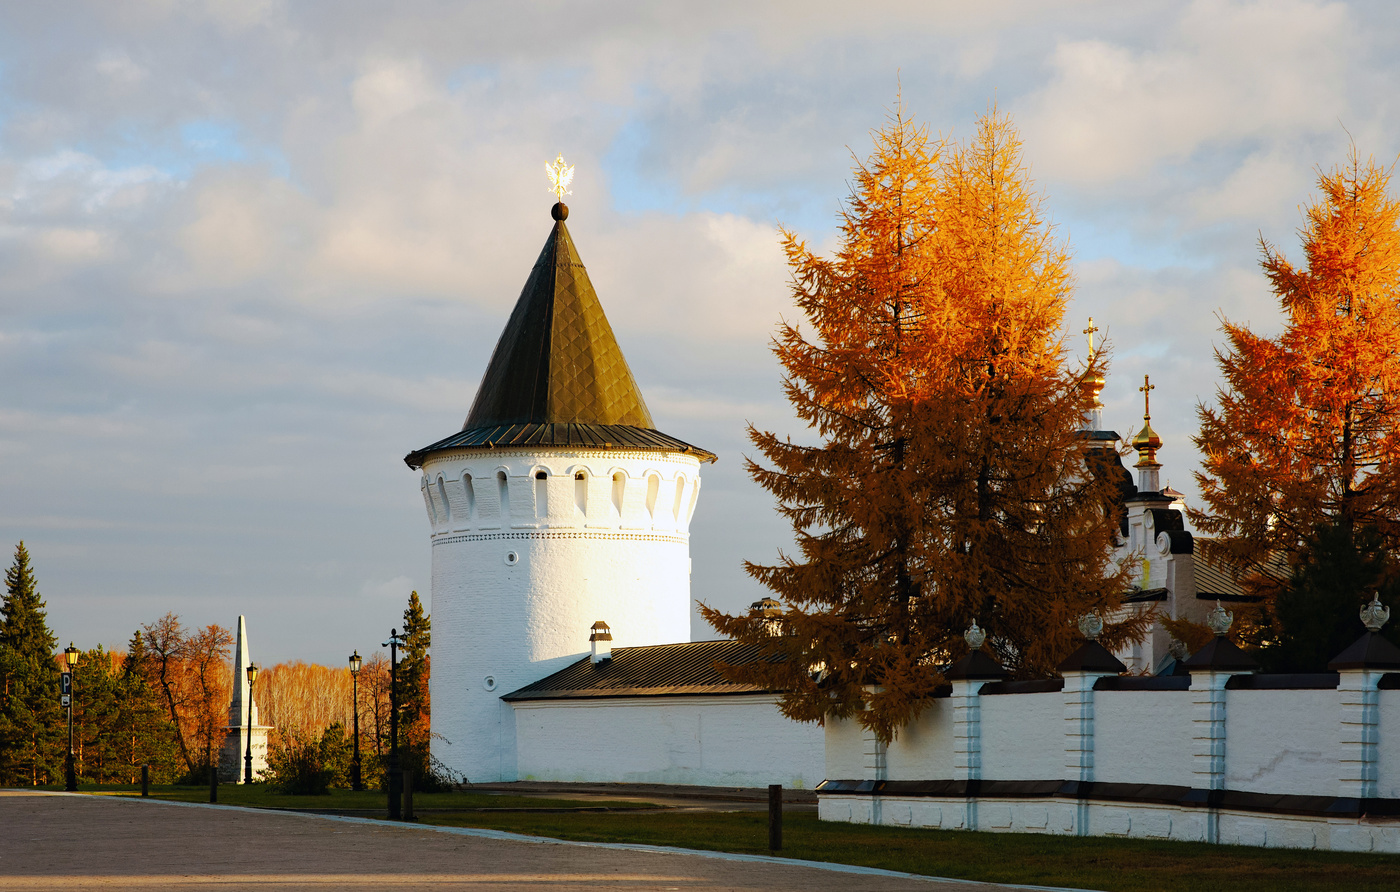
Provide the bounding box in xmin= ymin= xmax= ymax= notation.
xmin=0 ymin=790 xmax=1065 ymax=891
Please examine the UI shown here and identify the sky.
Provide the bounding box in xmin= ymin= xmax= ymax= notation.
xmin=2 ymin=1 xmax=1398 ymax=665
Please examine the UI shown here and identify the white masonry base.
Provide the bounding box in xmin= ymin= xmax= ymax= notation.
xmin=818 ymin=792 xmax=1400 ymax=852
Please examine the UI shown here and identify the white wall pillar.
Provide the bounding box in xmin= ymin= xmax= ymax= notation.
xmin=1338 ymin=669 xmax=1382 ymax=801
xmin=860 ymin=718 xmax=887 ymax=825
xmin=950 ymin=678 xmax=982 ymax=831
xmin=1062 ymin=671 xmax=1098 ymax=835
xmin=1189 ymin=669 xmax=1229 ymax=843
xmin=1055 ymin=620 xmax=1127 ymax=838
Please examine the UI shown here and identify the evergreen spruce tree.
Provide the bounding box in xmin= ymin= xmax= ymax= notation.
xmin=1263 ymin=522 xmax=1400 ymax=671
xmin=0 ymin=542 xmax=62 ymax=785
xmin=398 ymin=591 xmax=437 ymax=787
xmin=69 ymin=647 xmax=111 ymax=782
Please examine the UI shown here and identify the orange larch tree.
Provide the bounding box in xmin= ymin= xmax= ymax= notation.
xmin=1194 ymin=152 xmax=1400 ymax=650
xmin=701 ymin=107 xmax=1141 ymax=743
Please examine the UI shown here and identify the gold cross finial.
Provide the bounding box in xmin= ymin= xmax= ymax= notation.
xmin=546 ymin=154 xmax=574 ymax=201
xmin=1140 ymin=374 xmax=1154 ymax=419
xmin=1083 ymin=317 xmax=1098 ymax=355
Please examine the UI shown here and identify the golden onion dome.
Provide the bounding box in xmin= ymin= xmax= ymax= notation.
xmin=1132 ymin=418 xmax=1161 ymax=452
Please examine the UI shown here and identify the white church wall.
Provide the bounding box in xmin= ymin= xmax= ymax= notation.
xmin=1225 ymin=690 xmax=1337 ymax=796
xmin=425 ymin=446 xmax=703 ymax=784
xmin=511 ymin=694 xmax=825 ymax=788
xmin=820 ymin=671 xmax=1400 ymax=852
xmin=1092 ymin=691 xmax=1194 ymax=787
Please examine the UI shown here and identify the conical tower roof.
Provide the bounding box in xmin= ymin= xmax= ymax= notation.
xmin=405 ymin=203 xmax=714 ymax=469
xmin=465 ymin=205 xmax=653 ymax=429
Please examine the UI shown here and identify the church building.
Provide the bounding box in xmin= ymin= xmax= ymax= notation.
xmin=1076 ymin=340 xmax=1267 ymax=674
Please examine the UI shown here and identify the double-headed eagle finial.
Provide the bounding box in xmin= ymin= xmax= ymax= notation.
xmin=546 ymin=154 xmax=574 ymax=201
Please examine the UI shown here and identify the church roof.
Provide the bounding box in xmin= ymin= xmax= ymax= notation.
xmin=501 ymin=639 xmax=784 ymax=701
xmin=1193 ymin=546 xmax=1284 ymax=603
xmin=405 ymin=203 xmax=715 ymax=470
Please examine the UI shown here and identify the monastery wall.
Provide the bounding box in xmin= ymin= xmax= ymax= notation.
xmin=511 ymin=694 xmax=825 ymax=789
xmin=820 ymin=672 xmax=1400 ymax=852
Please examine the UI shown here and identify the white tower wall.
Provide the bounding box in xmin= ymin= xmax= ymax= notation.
xmin=421 ymin=446 xmax=702 ymax=783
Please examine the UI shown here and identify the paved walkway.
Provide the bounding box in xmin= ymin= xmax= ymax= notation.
xmin=0 ymin=790 xmax=1075 ymax=891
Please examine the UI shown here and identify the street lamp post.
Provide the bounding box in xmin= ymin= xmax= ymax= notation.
xmin=383 ymin=629 xmax=404 ymax=820
xmin=63 ymin=643 xmax=79 ymax=792
xmin=349 ymin=651 xmax=363 ymax=791
xmin=243 ymin=664 xmax=259 ymax=784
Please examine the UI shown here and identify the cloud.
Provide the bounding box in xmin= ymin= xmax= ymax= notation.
xmin=1 ymin=1 xmax=1398 ymax=663
xmin=1018 ymin=0 xmax=1355 ymax=184
xmin=360 ymin=574 xmax=416 ymax=601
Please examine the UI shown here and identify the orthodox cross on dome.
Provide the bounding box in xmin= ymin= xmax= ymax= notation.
xmin=1077 ymin=317 xmax=1107 ymax=435
xmin=1132 ymin=374 xmax=1162 ymax=488
xmin=546 ymin=154 xmax=574 ymax=201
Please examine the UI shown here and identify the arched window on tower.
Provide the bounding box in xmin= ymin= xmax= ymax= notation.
xmin=611 ymin=472 xmax=626 ymax=517
xmin=436 ymin=476 xmax=451 ymax=524
xmin=462 ymin=473 xmax=476 ymax=520
xmin=672 ymin=476 xmax=686 ymax=522
xmin=574 ymin=471 xmax=588 ymax=516
xmin=497 ymin=470 xmax=511 ymax=521
xmin=645 ymin=474 xmax=660 ymax=519
xmin=685 ymin=477 xmax=700 ymax=524
xmin=534 ymin=470 xmax=548 ymax=519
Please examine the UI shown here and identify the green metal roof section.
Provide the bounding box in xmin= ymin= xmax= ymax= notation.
xmin=404 ymin=204 xmax=716 ymax=470
xmin=464 ymin=213 xmax=653 ymax=429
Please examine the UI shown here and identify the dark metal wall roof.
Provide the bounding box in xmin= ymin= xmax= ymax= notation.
xmin=501 ymin=639 xmax=784 ymax=701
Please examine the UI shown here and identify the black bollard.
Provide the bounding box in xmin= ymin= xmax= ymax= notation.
xmin=402 ymin=768 xmax=414 ymax=822
xmin=388 ymin=762 xmax=402 ymax=820
xmin=768 ymin=784 xmax=782 ymax=851
xmin=141 ymin=764 xmax=149 ymax=798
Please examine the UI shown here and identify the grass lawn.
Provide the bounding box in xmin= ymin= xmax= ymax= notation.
xmin=63 ymin=783 xmax=650 ymax=812
xmin=419 ymin=809 xmax=1400 ymax=892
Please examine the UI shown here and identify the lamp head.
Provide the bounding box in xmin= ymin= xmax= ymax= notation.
xmin=349 ymin=651 xmax=362 ymax=674
xmin=64 ymin=643 xmax=79 ymax=668
xmin=246 ymin=664 xmax=258 ymax=685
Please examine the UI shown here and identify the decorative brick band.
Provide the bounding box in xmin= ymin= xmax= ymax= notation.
xmin=432 ymin=530 xmax=690 ymax=546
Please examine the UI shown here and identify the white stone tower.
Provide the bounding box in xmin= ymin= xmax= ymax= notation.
xmin=220 ymin=615 xmax=270 ymax=782
xmin=404 ymin=196 xmax=715 ymax=783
